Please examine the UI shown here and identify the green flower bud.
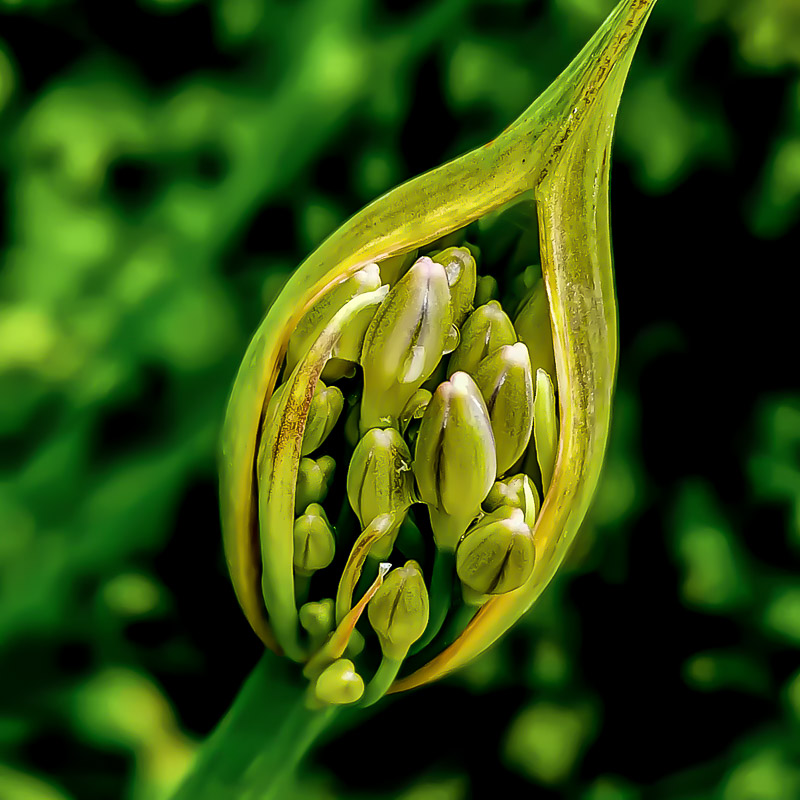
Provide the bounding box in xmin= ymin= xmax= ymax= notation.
xmin=414 ymin=371 xmax=497 ymax=550
xmin=475 ymin=275 xmax=499 ymax=306
xmin=398 ymin=388 xmax=432 ymax=433
xmin=377 ymin=250 xmax=417 ymax=286
xmin=456 ymin=506 xmax=535 ymax=594
xmin=295 ymin=455 xmax=336 ymax=515
xmin=432 ymin=246 xmax=477 ymax=327
xmin=346 ymin=428 xmax=415 ymax=559
xmin=448 ymin=301 xmax=517 ymax=377
xmin=484 ymin=473 xmax=540 ymax=529
xmin=360 ymin=257 xmax=452 ymax=431
xmin=472 ymin=342 xmax=534 ymax=475
xmin=299 ymin=598 xmax=335 ymax=642
xmin=367 ymin=560 xmax=429 ymax=660
xmin=293 ymin=504 xmax=335 ymax=575
xmin=286 ymin=263 xmax=382 ymax=375
xmin=314 ymin=658 xmax=365 ymax=705
xmin=302 ymin=382 xmax=345 ymax=456
xmin=533 ymin=368 xmax=558 ymax=492
xmin=514 ymin=278 xmax=557 ymax=381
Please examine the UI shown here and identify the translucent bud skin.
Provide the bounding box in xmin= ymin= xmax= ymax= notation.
xmin=472 ymin=342 xmax=535 ymax=475
xmin=484 ymin=474 xmax=540 ymax=529
xmin=456 ymin=506 xmax=535 ymax=595
xmin=302 ymin=382 xmax=345 ymax=457
xmin=368 ymin=560 xmax=429 ymax=660
xmin=475 ymin=275 xmax=499 ymax=306
xmin=448 ymin=301 xmax=517 ymax=377
xmin=377 ymin=250 xmax=417 ymax=287
xmin=314 ymin=658 xmax=365 ymax=706
xmin=292 ymin=504 xmax=336 ymax=575
xmin=513 ymin=278 xmax=557 ymax=382
xmin=360 ymin=257 xmax=453 ymax=431
xmin=295 ymin=455 xmax=336 ymax=515
xmin=346 ymin=428 xmax=415 ymax=559
xmin=285 ymin=264 xmax=382 ymax=377
xmin=432 ymin=246 xmax=477 ymax=328
xmin=414 ymin=371 xmax=497 ymax=550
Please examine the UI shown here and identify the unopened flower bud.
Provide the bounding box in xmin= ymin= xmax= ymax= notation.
xmin=432 ymin=246 xmax=477 ymax=327
xmin=302 ymin=382 xmax=344 ymax=456
xmin=360 ymin=257 xmax=452 ymax=431
xmin=472 ymin=342 xmax=534 ymax=475
xmin=286 ymin=263 xmax=382 ymax=375
xmin=368 ymin=560 xmax=429 ymax=660
xmin=295 ymin=455 xmax=336 ymax=515
xmin=414 ymin=371 xmax=497 ymax=550
xmin=293 ymin=504 xmax=336 ymax=575
xmin=346 ymin=428 xmax=415 ymax=559
xmin=299 ymin=598 xmax=335 ymax=642
xmin=377 ymin=250 xmax=417 ymax=286
xmin=448 ymin=301 xmax=517 ymax=377
xmin=456 ymin=506 xmax=535 ymax=594
xmin=314 ymin=658 xmax=364 ymax=705
xmin=475 ymin=275 xmax=499 ymax=305
xmin=514 ymin=278 xmax=556 ymax=381
xmin=484 ymin=473 xmax=540 ymax=528
xmin=398 ymin=388 xmax=432 ymax=433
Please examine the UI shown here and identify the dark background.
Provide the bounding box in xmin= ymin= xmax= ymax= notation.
xmin=0 ymin=0 xmax=799 ymax=798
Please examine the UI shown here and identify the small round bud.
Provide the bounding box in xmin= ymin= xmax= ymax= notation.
xmin=302 ymin=382 xmax=345 ymax=456
xmin=346 ymin=428 xmax=415 ymax=559
xmin=295 ymin=455 xmax=336 ymax=515
xmin=314 ymin=659 xmax=365 ymax=705
xmin=474 ymin=275 xmax=499 ymax=306
xmin=368 ymin=560 xmax=429 ymax=660
xmin=456 ymin=506 xmax=535 ymax=594
xmin=360 ymin=257 xmax=452 ymax=431
xmin=448 ymin=301 xmax=517 ymax=377
xmin=432 ymin=246 xmax=477 ymax=327
xmin=293 ymin=504 xmax=336 ymax=575
xmin=472 ymin=342 xmax=534 ymax=475
xmin=299 ymin=598 xmax=335 ymax=641
xmin=414 ymin=371 xmax=497 ymax=550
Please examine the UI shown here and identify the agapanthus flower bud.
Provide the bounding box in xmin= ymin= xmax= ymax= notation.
xmin=295 ymin=455 xmax=336 ymax=515
xmin=456 ymin=506 xmax=535 ymax=594
xmin=484 ymin=473 xmax=540 ymax=528
xmin=360 ymin=257 xmax=452 ymax=431
xmin=286 ymin=263 xmax=382 ymax=375
xmin=472 ymin=342 xmax=534 ymax=475
xmin=448 ymin=301 xmax=517 ymax=377
xmin=414 ymin=371 xmax=497 ymax=550
xmin=314 ymin=658 xmax=365 ymax=705
xmin=302 ymin=382 xmax=345 ymax=456
xmin=431 ymin=246 xmax=477 ymax=327
xmin=368 ymin=560 xmax=429 ymax=661
xmin=513 ymin=278 xmax=557 ymax=382
xmin=346 ymin=428 xmax=415 ymax=559
xmin=475 ymin=275 xmax=499 ymax=306
xmin=293 ymin=504 xmax=336 ymax=575
xmin=377 ymin=249 xmax=417 ymax=287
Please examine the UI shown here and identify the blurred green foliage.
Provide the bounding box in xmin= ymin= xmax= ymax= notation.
xmin=0 ymin=0 xmax=798 ymax=798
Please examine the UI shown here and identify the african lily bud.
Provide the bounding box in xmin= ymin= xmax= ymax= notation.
xmin=346 ymin=428 xmax=415 ymax=559
xmin=299 ymin=598 xmax=334 ymax=641
xmin=293 ymin=504 xmax=335 ymax=576
xmin=360 ymin=257 xmax=452 ymax=431
xmin=302 ymin=382 xmax=344 ymax=456
xmin=484 ymin=473 xmax=540 ymax=528
xmin=514 ymin=278 xmax=557 ymax=381
xmin=475 ymin=275 xmax=499 ymax=305
xmin=432 ymin=246 xmax=477 ymax=327
xmin=414 ymin=371 xmax=497 ymax=550
xmin=472 ymin=342 xmax=534 ymax=475
xmin=295 ymin=455 xmax=336 ymax=515
xmin=398 ymin=388 xmax=432 ymax=433
xmin=286 ymin=263 xmax=382 ymax=375
xmin=314 ymin=658 xmax=364 ymax=705
xmin=456 ymin=506 xmax=535 ymax=594
xmin=368 ymin=560 xmax=429 ymax=660
xmin=378 ymin=249 xmax=417 ymax=286
xmin=448 ymin=301 xmax=517 ymax=377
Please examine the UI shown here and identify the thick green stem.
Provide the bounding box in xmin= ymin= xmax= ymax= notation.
xmin=170 ymin=654 xmax=339 ymax=800
xmin=409 ymin=549 xmax=454 ymax=655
